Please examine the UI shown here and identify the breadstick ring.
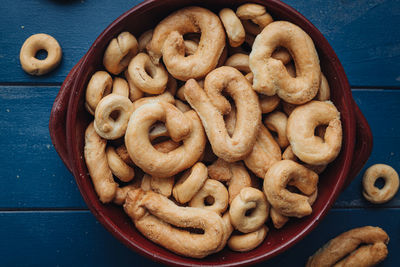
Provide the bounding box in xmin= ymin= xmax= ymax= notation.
xmin=189 ymin=179 xmax=229 ymax=214
xmin=362 ymin=164 xmax=399 ymax=204
xmin=124 ymin=189 xmax=225 ymax=259
xmin=19 ymin=33 xmax=62 ymax=76
xmin=263 ymin=160 xmax=318 ymax=218
xmin=264 ymin=111 xmax=289 ymax=148
xmin=127 ymin=53 xmax=168 ymax=94
xmin=184 ymin=66 xmax=261 ymax=162
xmin=106 ymin=146 xmax=135 ymax=182
xmin=173 ymin=162 xmax=208 ymax=204
xmin=84 ymin=123 xmax=117 ymax=203
xmin=287 ymin=101 xmax=342 ymax=165
xmin=125 ymin=102 xmax=206 ymax=177
xmin=219 ymin=8 xmax=245 ymax=47
xmin=147 ymin=6 xmax=226 ymax=81
xmin=306 ymin=226 xmax=389 ymax=267
xmin=228 ymin=225 xmax=268 ymax=252
xmin=103 ymin=31 xmax=138 ymax=75
xmin=229 ymin=187 xmax=269 ymax=233
xmin=249 ymin=21 xmax=321 ymax=104
xmin=85 ymin=71 xmax=113 ymax=115
xmin=94 ymin=94 xmax=134 ymax=140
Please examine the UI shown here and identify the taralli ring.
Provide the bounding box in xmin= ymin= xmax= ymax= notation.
xmin=264 ymin=111 xmax=289 ymax=148
xmin=219 ymin=8 xmax=245 ymax=47
xmin=227 ymin=162 xmax=252 ymax=204
xmin=94 ymin=94 xmax=134 ymax=140
xmin=228 ymin=225 xmax=268 ymax=252
xmin=106 ymin=146 xmax=135 ymax=182
xmin=19 ymin=33 xmax=62 ymax=76
xmin=85 ymin=71 xmax=113 ymax=115
xmin=173 ymin=162 xmax=208 ymax=204
xmin=229 ymin=187 xmax=269 ymax=233
xmin=189 ymin=179 xmax=229 ymax=214
xmin=362 ymin=164 xmax=399 ymax=204
xmin=225 ymin=53 xmax=250 ymax=73
xmin=306 ymin=226 xmax=389 ymax=267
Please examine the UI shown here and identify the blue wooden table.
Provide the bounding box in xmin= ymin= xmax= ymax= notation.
xmin=1 ymin=0 xmax=399 ymax=266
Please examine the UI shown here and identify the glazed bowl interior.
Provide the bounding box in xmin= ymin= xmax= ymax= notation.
xmin=66 ymin=0 xmax=356 ymax=265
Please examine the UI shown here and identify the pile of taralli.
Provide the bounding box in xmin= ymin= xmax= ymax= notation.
xmin=82 ymin=3 xmax=391 ymax=264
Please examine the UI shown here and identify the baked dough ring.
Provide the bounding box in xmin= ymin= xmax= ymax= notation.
xmin=219 ymin=8 xmax=245 ymax=47
xmin=249 ymin=21 xmax=321 ymax=104
xmin=138 ymin=29 xmax=153 ymax=52
xmin=227 ymin=162 xmax=252 ymax=204
xmin=124 ymin=189 xmax=225 ymax=258
xmin=245 ymin=72 xmax=280 ymax=114
xmin=263 ymin=160 xmax=318 ymax=218
xmin=189 ymin=179 xmax=229 ymax=214
xmin=20 ymin=33 xmax=62 ymax=76
xmin=112 ymin=77 xmax=130 ymax=98
xmin=173 ymin=162 xmax=208 ymax=204
xmin=184 ymin=67 xmax=261 ymax=162
xmin=362 ymin=164 xmax=399 ymax=204
xmin=85 ymin=71 xmax=113 ymax=115
xmin=306 ymin=226 xmax=389 ymax=267
xmin=236 ymin=3 xmax=273 ymax=36
xmin=106 ymin=146 xmax=134 ymax=182
xmin=127 ymin=53 xmax=168 ymax=94
xmin=84 ymin=123 xmax=117 ymax=203
xmin=229 ymin=187 xmax=269 ymax=233
xmin=103 ymin=31 xmax=138 ymax=75
xmin=287 ymin=101 xmax=342 ymax=165
xmin=147 ymin=6 xmax=226 ymax=80
xmin=225 ymin=53 xmax=250 ymax=73
xmin=94 ymin=94 xmax=134 ymax=140
xmin=282 ymin=145 xmax=327 ymax=174
xmin=125 ymin=102 xmax=206 ymax=177
xmin=264 ymin=111 xmax=289 ymax=149
xmin=228 ymin=225 xmax=268 ymax=252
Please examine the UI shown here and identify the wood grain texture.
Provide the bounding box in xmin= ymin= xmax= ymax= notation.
xmin=0 ymin=209 xmax=398 ymax=266
xmin=0 ymin=0 xmax=399 ymax=86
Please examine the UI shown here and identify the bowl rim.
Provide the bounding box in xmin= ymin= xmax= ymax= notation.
xmin=65 ymin=0 xmax=356 ymax=266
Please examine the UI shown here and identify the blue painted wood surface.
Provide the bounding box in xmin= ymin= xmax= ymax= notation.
xmin=0 ymin=0 xmax=399 ymax=266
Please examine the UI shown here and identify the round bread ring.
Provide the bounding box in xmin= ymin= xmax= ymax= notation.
xmin=124 ymin=189 xmax=225 ymax=259
xmin=263 ymin=160 xmax=318 ymax=218
xmin=264 ymin=111 xmax=289 ymax=149
xmin=362 ymin=164 xmax=399 ymax=204
xmin=94 ymin=94 xmax=133 ymax=140
xmin=85 ymin=71 xmax=113 ymax=115
xmin=147 ymin=6 xmax=226 ymax=81
xmin=244 ymin=124 xmax=281 ymax=178
xmin=228 ymin=225 xmax=268 ymax=252
xmin=103 ymin=31 xmax=138 ymax=75
xmin=19 ymin=33 xmax=62 ymax=76
xmin=127 ymin=53 xmax=168 ymax=94
xmin=184 ymin=66 xmax=261 ymax=162
xmin=189 ymin=179 xmax=229 ymax=214
xmin=249 ymin=21 xmax=321 ymax=104
xmin=84 ymin=123 xmax=117 ymax=203
xmin=287 ymin=100 xmax=342 ymax=165
xmin=245 ymin=72 xmax=280 ymax=114
xmin=227 ymin=162 xmax=252 ymax=204
xmin=306 ymin=226 xmax=389 ymax=267
xmin=219 ymin=8 xmax=245 ymax=47
xmin=125 ymin=102 xmax=206 ymax=177
xmin=173 ymin=162 xmax=208 ymax=204
xmin=229 ymin=187 xmax=269 ymax=233
xmin=138 ymin=29 xmax=153 ymax=52
xmin=112 ymin=77 xmax=130 ymax=98
xmin=225 ymin=53 xmax=250 ymax=73
xmin=106 ymin=146 xmax=135 ymax=182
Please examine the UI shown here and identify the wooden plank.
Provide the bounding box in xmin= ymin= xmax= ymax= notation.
xmin=0 ymin=0 xmax=399 ymax=86
xmin=0 ymin=209 xmax=398 ymax=266
xmin=0 ymin=87 xmax=399 ymax=208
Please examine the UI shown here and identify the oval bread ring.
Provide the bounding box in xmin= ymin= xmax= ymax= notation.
xmin=245 ymin=73 xmax=280 ymax=114
xmin=264 ymin=111 xmax=289 ymax=149
xmin=125 ymin=69 xmax=144 ymax=101
xmin=127 ymin=52 xmax=169 ymax=94
xmin=173 ymin=162 xmax=208 ymax=204
xmin=184 ymin=66 xmax=261 ymax=162
xmin=362 ymin=164 xmax=399 ymax=204
xmin=228 ymin=225 xmax=268 ymax=252
xmin=306 ymin=226 xmax=389 ymax=267
xmin=229 ymin=187 xmax=269 ymax=233
xmin=189 ymin=179 xmax=229 ymax=214
xmin=263 ymin=160 xmax=318 ymax=218
xmin=249 ymin=21 xmax=321 ymax=104
xmin=19 ymin=33 xmax=62 ymax=76
xmin=219 ymin=8 xmax=245 ymax=47
xmin=124 ymin=189 xmax=225 ymax=259
xmin=287 ymin=100 xmax=342 ymax=165
xmin=225 ymin=53 xmax=250 ymax=73
xmin=237 ymin=4 xmax=273 ymax=36
xmin=84 ymin=123 xmax=117 ymax=203
xmin=112 ymin=77 xmax=130 ymax=98
xmin=103 ymin=31 xmax=138 ymax=75
xmin=138 ymin=29 xmax=153 ymax=52
xmin=94 ymin=94 xmax=134 ymax=140
xmin=282 ymin=145 xmax=327 ymax=174
xmin=147 ymin=6 xmax=226 ymax=81
xmin=85 ymin=71 xmax=113 ymax=115
xmin=125 ymin=102 xmax=206 ymax=177
xmin=106 ymin=146 xmax=135 ymax=182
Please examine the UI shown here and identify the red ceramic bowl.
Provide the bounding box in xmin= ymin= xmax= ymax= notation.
xmin=49 ymin=0 xmax=373 ymax=266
